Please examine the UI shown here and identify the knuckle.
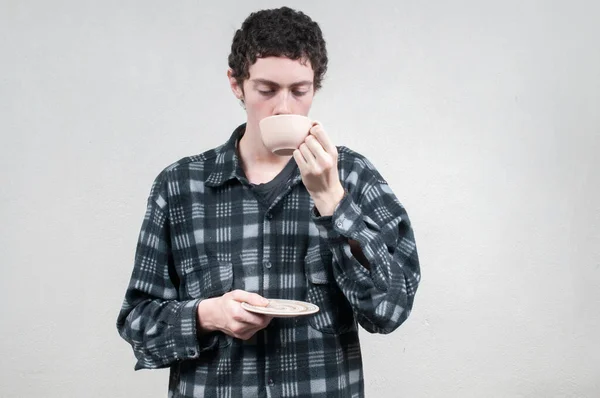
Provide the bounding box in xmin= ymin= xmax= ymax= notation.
xmin=232 ymin=308 xmax=245 ymax=322
xmin=231 ymin=324 xmax=245 ymax=335
xmin=232 ymin=314 xmax=244 ymax=323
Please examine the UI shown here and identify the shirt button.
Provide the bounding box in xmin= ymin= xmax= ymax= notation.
xmin=336 ymin=220 xmax=343 ymax=228
xmin=263 ymin=261 xmax=272 ymax=269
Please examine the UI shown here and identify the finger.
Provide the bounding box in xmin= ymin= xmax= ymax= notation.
xmin=309 ymin=122 xmax=336 ymax=154
xmin=237 ymin=311 xmax=270 ymax=326
xmin=299 ymin=143 xmax=317 ymax=167
xmin=244 ymin=313 xmax=273 ymax=328
xmin=293 ymin=148 xmax=308 ymax=171
xmin=229 ymin=321 xmax=258 ymax=340
xmin=230 ymin=290 xmax=269 ymax=307
xmin=304 ymin=135 xmax=328 ymax=161
xmin=261 ymin=315 xmax=274 ymax=327
xmin=238 ymin=330 xmax=256 ymax=341
xmin=232 ymin=303 xmax=268 ymax=325
xmin=239 ymin=318 xmax=272 ymax=340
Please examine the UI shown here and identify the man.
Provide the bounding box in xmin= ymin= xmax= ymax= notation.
xmin=117 ymin=7 xmax=420 ymax=398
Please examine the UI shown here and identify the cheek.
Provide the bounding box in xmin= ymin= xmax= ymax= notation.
xmin=296 ymin=96 xmax=313 ymax=112
xmin=245 ymin=97 xmax=274 ymax=119
xmin=245 ymin=96 xmax=268 ymax=109
xmin=255 ymin=100 xmax=274 ymax=114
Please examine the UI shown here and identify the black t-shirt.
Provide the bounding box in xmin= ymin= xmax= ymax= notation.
xmin=250 ymin=158 xmax=297 ymax=209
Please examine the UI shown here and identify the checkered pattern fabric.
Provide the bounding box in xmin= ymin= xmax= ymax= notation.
xmin=117 ymin=125 xmax=420 ymax=397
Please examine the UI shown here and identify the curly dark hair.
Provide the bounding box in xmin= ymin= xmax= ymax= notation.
xmin=228 ymin=7 xmax=328 ymax=91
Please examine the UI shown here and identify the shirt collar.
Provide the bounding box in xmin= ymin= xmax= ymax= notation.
xmin=205 ymin=123 xmax=303 ymax=188
xmin=205 ymin=123 xmax=246 ymax=187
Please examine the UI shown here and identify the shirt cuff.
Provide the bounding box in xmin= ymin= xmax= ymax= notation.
xmin=311 ymin=192 xmax=364 ymax=242
xmin=176 ymin=299 xmax=220 ymax=361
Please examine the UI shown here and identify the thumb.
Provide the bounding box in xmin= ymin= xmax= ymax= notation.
xmin=232 ymin=290 xmax=269 ymax=307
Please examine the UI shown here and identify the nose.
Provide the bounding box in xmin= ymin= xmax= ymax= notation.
xmin=273 ymin=92 xmax=292 ymax=115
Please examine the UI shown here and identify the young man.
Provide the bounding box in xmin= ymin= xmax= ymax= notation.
xmin=117 ymin=7 xmax=420 ymax=397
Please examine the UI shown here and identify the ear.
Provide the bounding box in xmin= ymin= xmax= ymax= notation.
xmin=227 ymin=69 xmax=244 ymax=100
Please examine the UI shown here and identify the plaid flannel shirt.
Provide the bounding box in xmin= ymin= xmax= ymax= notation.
xmin=116 ymin=125 xmax=420 ymax=398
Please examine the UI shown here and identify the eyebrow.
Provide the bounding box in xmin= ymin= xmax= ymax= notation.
xmin=251 ymin=79 xmax=313 ymax=88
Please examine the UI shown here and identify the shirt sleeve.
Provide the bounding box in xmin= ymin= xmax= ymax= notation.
xmin=116 ymin=174 xmax=220 ymax=370
xmin=312 ymin=169 xmax=421 ymax=334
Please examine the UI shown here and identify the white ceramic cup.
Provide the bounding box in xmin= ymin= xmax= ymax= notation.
xmin=259 ymin=114 xmax=313 ymax=156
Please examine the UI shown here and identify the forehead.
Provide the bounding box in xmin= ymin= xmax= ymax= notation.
xmin=247 ymin=56 xmax=314 ymax=85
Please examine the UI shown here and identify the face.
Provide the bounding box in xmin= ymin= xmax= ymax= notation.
xmin=228 ymin=56 xmax=315 ymax=130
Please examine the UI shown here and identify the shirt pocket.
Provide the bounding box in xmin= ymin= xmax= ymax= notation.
xmin=182 ymin=259 xmax=234 ymax=300
xmin=181 ymin=259 xmax=234 ymax=349
xmin=304 ymin=246 xmax=356 ymax=335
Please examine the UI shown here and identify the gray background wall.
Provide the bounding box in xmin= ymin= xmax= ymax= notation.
xmin=1 ymin=0 xmax=599 ymax=397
